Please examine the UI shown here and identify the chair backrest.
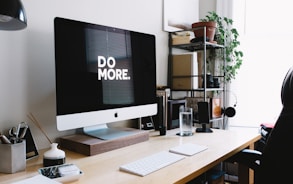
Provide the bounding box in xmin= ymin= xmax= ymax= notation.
xmin=258 ymin=67 xmax=293 ymax=183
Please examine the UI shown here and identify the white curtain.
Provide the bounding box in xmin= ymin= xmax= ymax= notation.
xmin=216 ymin=0 xmax=233 ymax=19
xmin=215 ymin=0 xmax=246 ymax=128
xmin=222 ymin=0 xmax=292 ymax=127
xmin=216 ymin=0 xmax=246 ymax=38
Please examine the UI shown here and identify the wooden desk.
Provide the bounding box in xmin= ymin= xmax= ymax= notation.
xmin=0 ymin=128 xmax=260 ymax=184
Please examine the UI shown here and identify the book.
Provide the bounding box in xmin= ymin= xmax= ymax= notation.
xmin=211 ymin=98 xmax=222 ymax=118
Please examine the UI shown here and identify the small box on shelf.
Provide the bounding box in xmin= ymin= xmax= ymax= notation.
xmin=172 ymin=35 xmax=190 ymax=45
xmin=171 ymin=32 xmax=191 ymax=45
xmin=172 ymin=53 xmax=198 ymax=90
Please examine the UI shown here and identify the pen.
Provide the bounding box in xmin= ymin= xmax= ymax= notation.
xmin=19 ymin=124 xmax=28 ymax=139
xmin=15 ymin=122 xmax=21 ymax=139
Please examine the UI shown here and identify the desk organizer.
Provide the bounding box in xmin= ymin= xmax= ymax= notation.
xmin=38 ymin=163 xmax=83 ymax=183
xmin=0 ymin=141 xmax=26 ymax=173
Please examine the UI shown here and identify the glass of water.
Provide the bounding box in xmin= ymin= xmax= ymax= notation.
xmin=179 ymin=106 xmax=193 ymax=136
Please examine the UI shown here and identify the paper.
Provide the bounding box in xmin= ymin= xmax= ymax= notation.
xmin=12 ymin=174 xmax=61 ymax=184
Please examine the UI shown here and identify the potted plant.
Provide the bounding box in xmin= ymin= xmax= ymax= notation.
xmin=201 ymin=11 xmax=243 ymax=82
xmin=192 ymin=21 xmax=217 ymax=42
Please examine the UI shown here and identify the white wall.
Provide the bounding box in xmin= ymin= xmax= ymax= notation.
xmin=0 ymin=0 xmax=171 ymax=149
xmin=198 ymin=0 xmax=215 ymax=19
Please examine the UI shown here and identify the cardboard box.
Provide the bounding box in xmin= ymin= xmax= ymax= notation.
xmin=172 ymin=35 xmax=190 ymax=45
xmin=172 ymin=53 xmax=198 ymax=90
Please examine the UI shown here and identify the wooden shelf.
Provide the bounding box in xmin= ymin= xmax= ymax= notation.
xmin=171 ymin=41 xmax=224 ymax=52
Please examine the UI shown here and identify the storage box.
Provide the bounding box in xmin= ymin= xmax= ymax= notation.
xmin=172 ymin=35 xmax=190 ymax=45
xmin=0 ymin=141 xmax=26 ymax=173
xmin=172 ymin=53 xmax=198 ymax=90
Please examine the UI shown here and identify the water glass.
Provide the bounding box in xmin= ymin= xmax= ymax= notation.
xmin=179 ymin=106 xmax=193 ymax=136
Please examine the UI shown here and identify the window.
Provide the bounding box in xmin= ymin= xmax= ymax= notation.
xmin=229 ymin=0 xmax=293 ymax=127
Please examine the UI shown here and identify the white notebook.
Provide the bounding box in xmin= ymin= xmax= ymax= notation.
xmin=12 ymin=175 xmax=61 ymax=184
xmin=169 ymin=143 xmax=208 ymax=156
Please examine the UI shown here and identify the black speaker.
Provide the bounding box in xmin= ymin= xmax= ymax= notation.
xmin=198 ymin=101 xmax=210 ymax=123
xmin=196 ymin=101 xmax=212 ymax=133
xmin=152 ymin=96 xmax=164 ymax=130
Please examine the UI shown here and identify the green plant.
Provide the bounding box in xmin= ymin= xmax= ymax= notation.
xmin=201 ymin=11 xmax=243 ymax=82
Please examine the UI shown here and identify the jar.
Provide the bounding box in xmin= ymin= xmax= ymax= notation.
xmin=43 ymin=143 xmax=65 ymax=167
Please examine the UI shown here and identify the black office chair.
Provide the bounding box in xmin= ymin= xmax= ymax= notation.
xmin=230 ymin=67 xmax=293 ymax=184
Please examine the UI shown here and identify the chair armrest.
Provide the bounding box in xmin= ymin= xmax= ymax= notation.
xmin=241 ymin=149 xmax=262 ymax=156
xmin=228 ymin=149 xmax=262 ymax=171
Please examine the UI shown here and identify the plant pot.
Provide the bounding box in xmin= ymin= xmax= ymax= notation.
xmin=192 ymin=21 xmax=217 ymax=42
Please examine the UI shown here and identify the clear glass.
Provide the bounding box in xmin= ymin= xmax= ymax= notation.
xmin=179 ymin=107 xmax=193 ymax=136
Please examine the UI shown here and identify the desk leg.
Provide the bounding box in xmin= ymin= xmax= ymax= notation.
xmin=238 ymin=143 xmax=255 ymax=184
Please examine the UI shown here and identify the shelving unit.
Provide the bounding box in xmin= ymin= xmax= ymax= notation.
xmin=168 ymin=26 xmax=227 ymax=128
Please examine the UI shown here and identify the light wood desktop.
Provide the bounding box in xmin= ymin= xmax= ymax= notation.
xmin=0 ymin=127 xmax=260 ymax=184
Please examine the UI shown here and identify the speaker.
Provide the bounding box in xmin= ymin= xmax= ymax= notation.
xmin=196 ymin=101 xmax=212 ymax=133
xmin=152 ymin=96 xmax=164 ymax=130
xmin=198 ymin=101 xmax=210 ymax=123
xmin=151 ymin=90 xmax=168 ymax=135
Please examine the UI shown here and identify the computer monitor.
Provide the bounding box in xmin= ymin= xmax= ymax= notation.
xmin=54 ymin=17 xmax=157 ymax=139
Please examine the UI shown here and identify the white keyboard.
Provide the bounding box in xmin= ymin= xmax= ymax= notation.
xmin=119 ymin=151 xmax=185 ymax=176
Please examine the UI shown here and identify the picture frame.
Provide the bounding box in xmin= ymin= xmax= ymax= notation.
xmin=163 ymin=0 xmax=199 ymax=32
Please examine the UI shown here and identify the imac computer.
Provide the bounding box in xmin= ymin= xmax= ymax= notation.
xmin=54 ymin=17 xmax=157 ymax=140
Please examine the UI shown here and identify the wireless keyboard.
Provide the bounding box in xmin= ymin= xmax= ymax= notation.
xmin=119 ymin=151 xmax=185 ymax=176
